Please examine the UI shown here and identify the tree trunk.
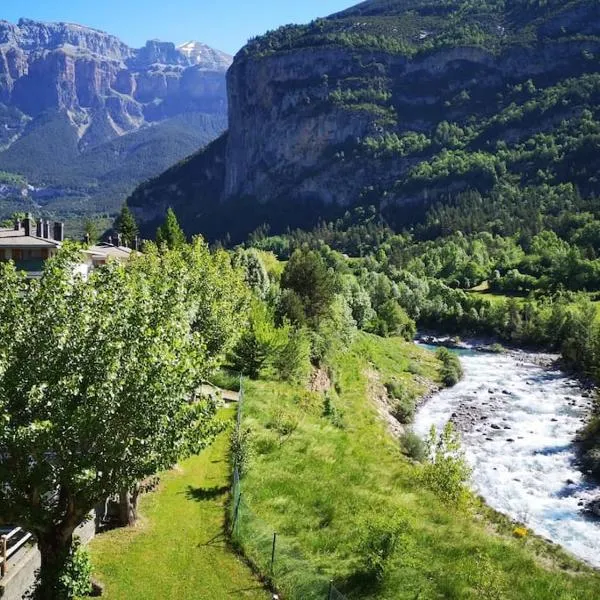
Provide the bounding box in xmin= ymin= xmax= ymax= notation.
xmin=36 ymin=531 xmax=73 ymax=600
xmin=118 ymin=483 xmax=140 ymax=527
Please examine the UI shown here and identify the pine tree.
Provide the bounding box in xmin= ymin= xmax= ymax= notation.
xmin=156 ymin=208 xmax=187 ymax=250
xmin=115 ymin=204 xmax=139 ymax=248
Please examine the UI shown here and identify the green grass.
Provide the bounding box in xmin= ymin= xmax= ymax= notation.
xmin=237 ymin=332 xmax=600 ymax=599
xmin=87 ymin=409 xmax=269 ymax=600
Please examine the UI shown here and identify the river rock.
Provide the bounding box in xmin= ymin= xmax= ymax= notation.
xmin=584 ymin=499 xmax=600 ymax=518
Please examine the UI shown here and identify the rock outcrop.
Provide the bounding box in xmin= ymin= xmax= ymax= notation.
xmin=128 ymin=0 xmax=600 ymax=242
xmin=0 ymin=19 xmax=231 ymax=127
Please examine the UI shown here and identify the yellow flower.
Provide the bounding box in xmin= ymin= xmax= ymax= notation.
xmin=513 ymin=526 xmax=528 ymax=539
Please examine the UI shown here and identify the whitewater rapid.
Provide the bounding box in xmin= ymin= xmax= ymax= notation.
xmin=413 ymin=347 xmax=600 ymax=567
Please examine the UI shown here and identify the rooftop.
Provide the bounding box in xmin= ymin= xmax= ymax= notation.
xmin=0 ymin=227 xmax=62 ymax=248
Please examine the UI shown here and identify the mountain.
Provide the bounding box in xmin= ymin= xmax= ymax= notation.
xmin=0 ymin=19 xmax=231 ymax=217
xmin=129 ymin=0 xmax=600 ymax=242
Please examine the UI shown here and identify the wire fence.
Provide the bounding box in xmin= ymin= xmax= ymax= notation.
xmin=230 ymin=379 xmax=349 ymax=600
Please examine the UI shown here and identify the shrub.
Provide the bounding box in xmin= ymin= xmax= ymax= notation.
xmin=230 ymin=425 xmax=253 ymax=476
xmin=58 ymin=538 xmax=93 ymax=599
xmin=400 ymin=431 xmax=427 ymax=462
xmin=210 ymin=368 xmax=241 ymax=392
xmin=355 ymin=513 xmax=408 ymax=583
xmin=267 ymin=408 xmax=299 ymax=439
xmin=391 ymin=397 xmax=415 ymax=424
xmin=323 ymin=392 xmax=345 ymax=429
xmin=421 ymin=422 xmax=472 ymax=509
xmin=230 ymin=301 xmax=285 ymax=379
xmin=274 ymin=327 xmax=312 ymax=384
xmin=385 ymin=381 xmax=416 ymax=424
xmin=436 ymin=347 xmax=464 ymax=387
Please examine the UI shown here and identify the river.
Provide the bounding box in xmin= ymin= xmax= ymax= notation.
xmin=413 ymin=345 xmax=600 ymax=567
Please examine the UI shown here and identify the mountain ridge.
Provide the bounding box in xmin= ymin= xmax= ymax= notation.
xmin=0 ymin=18 xmax=232 ymax=218
xmin=128 ymin=0 xmax=600 ymax=242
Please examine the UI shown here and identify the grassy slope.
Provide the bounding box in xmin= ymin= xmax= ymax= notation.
xmin=87 ymin=409 xmax=269 ymax=600
xmin=239 ymin=332 xmax=600 ymax=599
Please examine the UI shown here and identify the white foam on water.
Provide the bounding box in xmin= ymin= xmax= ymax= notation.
xmin=413 ymin=349 xmax=600 ymax=567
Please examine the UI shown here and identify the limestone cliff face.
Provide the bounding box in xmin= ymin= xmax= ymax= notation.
xmin=0 ymin=19 xmax=232 ymax=216
xmin=129 ymin=0 xmax=600 ymax=240
xmin=224 ymin=38 xmax=600 ymax=208
xmin=0 ymin=18 xmax=232 ymax=140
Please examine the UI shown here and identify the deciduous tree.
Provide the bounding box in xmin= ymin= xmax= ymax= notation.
xmin=0 ymin=239 xmax=248 ymax=599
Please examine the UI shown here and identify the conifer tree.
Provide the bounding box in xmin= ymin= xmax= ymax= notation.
xmin=156 ymin=208 xmax=187 ymax=250
xmin=115 ymin=204 xmax=139 ymax=247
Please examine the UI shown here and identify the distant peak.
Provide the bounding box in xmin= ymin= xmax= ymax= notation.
xmin=177 ymin=40 xmax=233 ymax=68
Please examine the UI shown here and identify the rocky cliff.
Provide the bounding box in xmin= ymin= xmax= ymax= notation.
xmin=129 ymin=0 xmax=600 ymax=241
xmin=0 ymin=19 xmax=231 ymax=216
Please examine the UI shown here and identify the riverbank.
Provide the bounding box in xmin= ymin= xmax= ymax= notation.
xmin=414 ymin=346 xmax=600 ymax=568
xmin=236 ymin=332 xmax=600 ymax=599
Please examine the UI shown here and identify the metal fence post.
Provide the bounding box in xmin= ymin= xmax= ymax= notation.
xmin=0 ymin=535 xmax=6 ymax=578
xmin=328 ymin=580 xmax=333 ymax=600
xmin=270 ymin=532 xmax=277 ymax=576
xmin=232 ymin=492 xmax=242 ymax=536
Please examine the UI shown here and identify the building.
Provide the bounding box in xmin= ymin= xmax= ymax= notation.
xmin=0 ymin=215 xmax=63 ymax=276
xmin=0 ymin=215 xmax=135 ymax=277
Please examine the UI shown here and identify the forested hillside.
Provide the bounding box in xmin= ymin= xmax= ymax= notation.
xmin=130 ymin=0 xmax=600 ymax=242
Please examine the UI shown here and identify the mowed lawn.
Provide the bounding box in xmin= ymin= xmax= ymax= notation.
xmin=88 ymin=409 xmax=269 ymax=600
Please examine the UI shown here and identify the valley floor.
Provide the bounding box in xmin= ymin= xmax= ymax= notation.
xmin=87 ymin=408 xmax=269 ymax=600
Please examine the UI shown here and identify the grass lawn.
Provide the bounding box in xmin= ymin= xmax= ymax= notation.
xmin=237 ymin=332 xmax=600 ymax=599
xmin=87 ymin=408 xmax=269 ymax=600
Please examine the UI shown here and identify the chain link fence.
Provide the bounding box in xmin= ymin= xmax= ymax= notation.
xmin=230 ymin=380 xmax=349 ymax=600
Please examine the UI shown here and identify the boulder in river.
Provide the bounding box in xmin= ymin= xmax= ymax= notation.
xmin=584 ymin=499 xmax=600 ymax=519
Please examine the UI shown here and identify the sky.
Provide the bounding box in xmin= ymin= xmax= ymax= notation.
xmin=1 ymin=0 xmax=355 ymax=55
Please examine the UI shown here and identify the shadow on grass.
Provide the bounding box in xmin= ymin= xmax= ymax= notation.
xmin=185 ymin=484 xmax=229 ymax=502
xmin=338 ymin=571 xmax=383 ymax=598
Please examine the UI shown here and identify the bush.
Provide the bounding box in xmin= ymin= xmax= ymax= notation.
xmin=274 ymin=327 xmax=312 ymax=384
xmin=58 ymin=538 xmax=92 ymax=599
xmin=267 ymin=408 xmax=299 ymax=439
xmin=230 ymin=301 xmax=285 ymax=379
xmin=391 ymin=397 xmax=415 ymax=424
xmin=400 ymin=430 xmax=427 ymax=462
xmin=323 ymin=392 xmax=345 ymax=429
xmin=421 ymin=422 xmax=472 ymax=509
xmin=385 ymin=381 xmax=416 ymax=424
xmin=230 ymin=425 xmax=253 ymax=476
xmin=356 ymin=513 xmax=408 ymax=583
xmin=436 ymin=347 xmax=464 ymax=387
xmin=210 ymin=368 xmax=241 ymax=392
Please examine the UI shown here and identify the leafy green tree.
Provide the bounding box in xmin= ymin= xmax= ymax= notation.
xmin=373 ymin=299 xmax=416 ymax=340
xmin=422 ymin=422 xmax=472 ymax=509
xmin=230 ymin=301 xmax=284 ymax=379
xmin=280 ymin=248 xmax=335 ymax=322
xmin=82 ymin=219 xmax=99 ymax=245
xmin=156 ymin=208 xmax=186 ymax=250
xmin=114 ymin=204 xmax=138 ymax=247
xmin=232 ymin=248 xmax=270 ymax=298
xmin=274 ymin=327 xmax=312 ymax=384
xmin=0 ymin=239 xmax=248 ymax=599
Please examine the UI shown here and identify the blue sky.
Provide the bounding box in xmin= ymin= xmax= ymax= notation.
xmin=1 ymin=0 xmax=354 ymax=55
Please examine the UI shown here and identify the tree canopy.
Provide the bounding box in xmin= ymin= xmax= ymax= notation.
xmin=0 ymin=239 xmax=248 ymax=598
